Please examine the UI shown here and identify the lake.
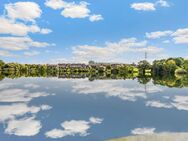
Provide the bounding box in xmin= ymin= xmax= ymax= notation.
xmin=0 ymin=76 xmax=188 ymax=141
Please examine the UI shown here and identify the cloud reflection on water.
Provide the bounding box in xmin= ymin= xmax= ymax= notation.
xmin=45 ymin=117 xmax=103 ymax=139
xmin=0 ymin=88 xmax=50 ymax=102
xmin=5 ymin=117 xmax=41 ymax=136
xmin=146 ymin=95 xmax=188 ymax=111
xmin=131 ymin=127 xmax=156 ymax=135
xmin=0 ymin=78 xmax=188 ymax=139
xmin=0 ymin=82 xmax=53 ymax=137
xmin=72 ymin=80 xmax=162 ymax=101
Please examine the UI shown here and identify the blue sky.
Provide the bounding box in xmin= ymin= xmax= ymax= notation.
xmin=0 ymin=0 xmax=188 ymax=64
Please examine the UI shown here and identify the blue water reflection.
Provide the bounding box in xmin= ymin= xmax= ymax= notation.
xmin=0 ymin=77 xmax=188 ymax=141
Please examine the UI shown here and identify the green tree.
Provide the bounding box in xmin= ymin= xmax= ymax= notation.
xmin=0 ymin=60 xmax=5 ymax=73
xmin=0 ymin=60 xmax=5 ymax=65
xmin=173 ymin=57 xmax=184 ymax=67
xmin=165 ymin=59 xmax=178 ymax=74
xmin=138 ymin=60 xmax=151 ymax=75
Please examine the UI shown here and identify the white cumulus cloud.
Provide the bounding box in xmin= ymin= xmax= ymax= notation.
xmin=89 ymin=14 xmax=103 ymax=22
xmin=146 ymin=31 xmax=173 ymax=39
xmin=131 ymin=0 xmax=170 ymax=11
xmin=0 ymin=1 xmax=53 ymax=58
xmin=156 ymin=0 xmax=170 ymax=7
xmin=0 ymin=36 xmax=52 ymax=51
xmin=45 ymin=0 xmax=70 ymax=10
xmin=72 ymin=38 xmax=163 ymax=63
xmin=146 ymin=28 xmax=188 ymax=44
xmin=5 ymin=2 xmax=42 ymax=22
xmin=172 ymin=28 xmax=188 ymax=44
xmin=0 ymin=17 xmax=52 ymax=36
xmin=45 ymin=0 xmax=103 ymax=21
xmin=131 ymin=2 xmax=156 ymax=11
xmin=61 ymin=2 xmax=90 ymax=18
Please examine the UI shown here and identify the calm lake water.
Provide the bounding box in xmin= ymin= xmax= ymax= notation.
xmin=0 ymin=77 xmax=188 ymax=141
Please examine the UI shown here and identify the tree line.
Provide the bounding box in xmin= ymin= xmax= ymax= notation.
xmin=0 ymin=57 xmax=188 ymax=76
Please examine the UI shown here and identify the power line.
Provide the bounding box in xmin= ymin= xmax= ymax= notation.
xmin=145 ymin=51 xmax=148 ymax=60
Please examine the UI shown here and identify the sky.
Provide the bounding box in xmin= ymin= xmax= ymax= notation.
xmin=0 ymin=0 xmax=188 ymax=64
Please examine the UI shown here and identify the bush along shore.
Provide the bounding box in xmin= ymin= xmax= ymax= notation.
xmin=0 ymin=57 xmax=188 ymax=78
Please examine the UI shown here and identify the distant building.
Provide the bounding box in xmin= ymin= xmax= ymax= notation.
xmin=131 ymin=63 xmax=137 ymax=67
xmin=88 ymin=62 xmax=131 ymax=70
xmin=50 ymin=62 xmax=132 ymax=70
xmin=47 ymin=64 xmax=58 ymax=69
xmin=58 ymin=63 xmax=68 ymax=69
xmin=58 ymin=63 xmax=88 ymax=69
xmin=89 ymin=62 xmax=110 ymax=67
xmin=111 ymin=64 xmax=122 ymax=68
xmin=69 ymin=64 xmax=87 ymax=69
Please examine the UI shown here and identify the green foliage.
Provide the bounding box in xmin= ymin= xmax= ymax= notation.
xmin=152 ymin=57 xmax=187 ymax=75
xmin=137 ymin=60 xmax=151 ymax=75
xmin=175 ymin=68 xmax=187 ymax=75
xmin=0 ymin=58 xmax=188 ymax=88
xmin=0 ymin=60 xmax=5 ymax=66
xmin=173 ymin=57 xmax=184 ymax=67
xmin=183 ymin=59 xmax=188 ymax=70
xmin=138 ymin=60 xmax=151 ymax=69
xmin=0 ymin=57 xmax=187 ymax=79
